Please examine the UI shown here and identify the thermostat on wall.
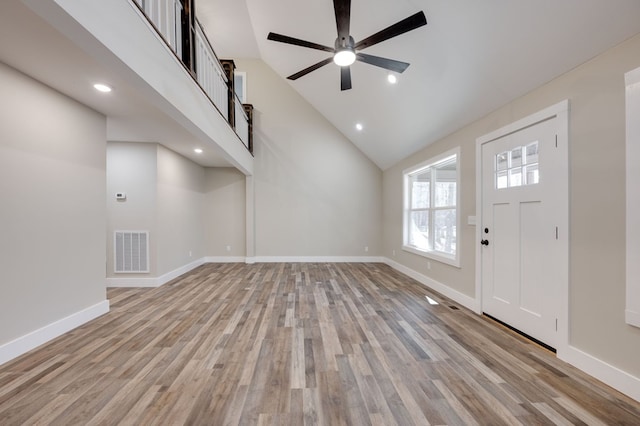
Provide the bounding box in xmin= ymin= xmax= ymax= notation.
xmin=115 ymin=192 xmax=127 ymax=201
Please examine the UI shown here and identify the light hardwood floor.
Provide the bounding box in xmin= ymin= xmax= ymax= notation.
xmin=0 ymin=263 xmax=639 ymax=425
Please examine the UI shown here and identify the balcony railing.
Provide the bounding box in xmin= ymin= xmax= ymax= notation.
xmin=194 ymin=22 xmax=228 ymax=120
xmin=235 ymin=92 xmax=249 ymax=149
xmin=132 ymin=0 xmax=252 ymax=153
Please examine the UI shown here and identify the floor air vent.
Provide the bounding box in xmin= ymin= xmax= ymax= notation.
xmin=114 ymin=231 xmax=149 ymax=273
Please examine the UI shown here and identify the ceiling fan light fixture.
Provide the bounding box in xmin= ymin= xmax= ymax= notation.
xmin=334 ymin=49 xmax=356 ymax=67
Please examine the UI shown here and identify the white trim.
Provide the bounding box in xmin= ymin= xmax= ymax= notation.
xmin=477 ymin=100 xmax=569 ymax=144
xmin=626 ymin=309 xmax=640 ymax=328
xmin=251 ymin=256 xmax=384 ymax=263
xmin=246 ymin=176 xmax=255 ymax=260
xmin=383 ymin=258 xmax=479 ymax=312
xmin=559 ymin=345 xmax=640 ymax=402
xmin=0 ymin=300 xmax=109 ymax=366
xmin=205 ymin=256 xmax=246 ymax=263
xmin=625 ymin=67 xmax=640 ymax=328
xmin=475 ymin=100 xmax=570 ymax=350
xmin=402 ymin=147 xmax=461 ymax=268
xmin=401 ymin=246 xmax=459 ymax=268
xmin=107 ymin=258 xmax=206 ymax=288
xmin=106 ymin=277 xmax=160 ymax=288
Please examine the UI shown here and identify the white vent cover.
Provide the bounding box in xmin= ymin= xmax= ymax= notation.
xmin=114 ymin=231 xmax=149 ymax=273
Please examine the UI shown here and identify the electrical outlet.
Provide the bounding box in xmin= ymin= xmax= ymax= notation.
xmin=364 ymin=246 xmax=369 ymax=253
xmin=189 ymin=250 xmax=192 ymax=257
xmin=226 ymin=245 xmax=231 ymax=252
xmin=392 ymin=249 xmax=396 ymax=256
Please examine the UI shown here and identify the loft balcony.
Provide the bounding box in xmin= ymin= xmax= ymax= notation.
xmin=7 ymin=0 xmax=253 ymax=173
xmin=132 ymin=0 xmax=253 ymax=153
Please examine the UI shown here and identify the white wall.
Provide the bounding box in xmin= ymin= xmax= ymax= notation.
xmin=235 ymin=59 xmax=383 ymax=258
xmin=0 ymin=61 xmax=107 ymax=348
xmin=383 ymin=34 xmax=640 ymax=382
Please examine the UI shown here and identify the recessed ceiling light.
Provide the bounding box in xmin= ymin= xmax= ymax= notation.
xmin=387 ymin=74 xmax=398 ymax=84
xmin=194 ymin=148 xmax=203 ymax=154
xmin=93 ymin=83 xmax=112 ymax=93
xmin=355 ymin=123 xmax=363 ymax=131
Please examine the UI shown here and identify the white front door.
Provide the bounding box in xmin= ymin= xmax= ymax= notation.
xmin=480 ymin=117 xmax=563 ymax=348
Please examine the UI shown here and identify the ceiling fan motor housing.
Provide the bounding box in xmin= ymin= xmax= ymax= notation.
xmin=335 ymin=35 xmax=355 ymax=51
xmin=334 ymin=35 xmax=356 ymax=66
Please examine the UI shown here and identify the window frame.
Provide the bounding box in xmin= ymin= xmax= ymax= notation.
xmin=402 ymin=147 xmax=461 ymax=267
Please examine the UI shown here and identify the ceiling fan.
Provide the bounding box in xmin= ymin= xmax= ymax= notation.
xmin=267 ymin=0 xmax=427 ymax=91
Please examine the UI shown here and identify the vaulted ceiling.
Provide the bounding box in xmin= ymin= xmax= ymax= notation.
xmin=199 ymin=0 xmax=640 ymax=169
xmin=3 ymin=1 xmax=640 ymax=171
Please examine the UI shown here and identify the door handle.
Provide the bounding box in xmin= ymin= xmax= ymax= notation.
xmin=481 ymin=239 xmax=489 ymax=246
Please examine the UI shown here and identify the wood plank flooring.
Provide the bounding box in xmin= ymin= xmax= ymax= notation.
xmin=1 ymin=262 xmax=639 ymax=425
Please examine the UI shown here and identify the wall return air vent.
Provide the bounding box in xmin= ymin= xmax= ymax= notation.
xmin=114 ymin=231 xmax=149 ymax=273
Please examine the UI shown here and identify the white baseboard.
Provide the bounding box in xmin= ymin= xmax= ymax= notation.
xmin=205 ymin=256 xmax=247 ymax=263
xmin=383 ymin=257 xmax=480 ymax=312
xmin=107 ymin=258 xmax=206 ymax=288
xmin=626 ymin=309 xmax=640 ymax=328
xmin=105 ymin=276 xmax=160 ymax=288
xmin=192 ymin=256 xmax=392 ymax=265
xmin=251 ymin=256 xmax=384 ymax=263
xmin=0 ymin=300 xmax=109 ymax=366
xmin=559 ymin=345 xmax=640 ymax=402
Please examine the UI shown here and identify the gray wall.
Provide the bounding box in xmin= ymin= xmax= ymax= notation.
xmin=107 ymin=142 xmax=158 ymax=276
xmin=235 ymin=59 xmax=383 ymax=258
xmin=156 ymin=145 xmax=205 ymax=275
xmin=107 ymin=143 xmax=206 ymax=279
xmin=0 ymin=61 xmax=106 ymax=345
xmin=204 ymin=168 xmax=246 ymax=257
xmin=383 ymin=33 xmax=640 ymax=377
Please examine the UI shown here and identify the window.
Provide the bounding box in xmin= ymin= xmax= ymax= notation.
xmin=234 ymin=71 xmax=246 ymax=103
xmin=403 ymin=148 xmax=460 ymax=266
xmin=495 ymin=141 xmax=539 ymax=189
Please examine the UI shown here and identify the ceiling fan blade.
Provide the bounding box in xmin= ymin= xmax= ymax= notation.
xmin=287 ymin=57 xmax=335 ymax=80
xmin=356 ymin=53 xmax=410 ymax=73
xmin=354 ymin=11 xmax=427 ymax=50
xmin=333 ymin=0 xmax=351 ymax=41
xmin=341 ymin=66 xmax=352 ymax=91
xmin=267 ymin=32 xmax=334 ymax=53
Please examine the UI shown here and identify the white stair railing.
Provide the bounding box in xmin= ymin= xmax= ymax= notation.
xmin=134 ymin=0 xmax=183 ymax=58
xmin=195 ymin=22 xmax=229 ymax=120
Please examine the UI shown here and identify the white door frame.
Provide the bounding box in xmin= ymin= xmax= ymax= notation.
xmin=475 ymin=100 xmax=570 ymax=356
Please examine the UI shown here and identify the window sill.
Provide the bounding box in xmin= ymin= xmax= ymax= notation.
xmin=402 ymin=245 xmax=460 ymax=268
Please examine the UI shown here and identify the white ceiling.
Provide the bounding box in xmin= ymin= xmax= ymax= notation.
xmin=199 ymin=0 xmax=640 ymax=169
xmin=4 ymin=1 xmax=640 ymax=171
